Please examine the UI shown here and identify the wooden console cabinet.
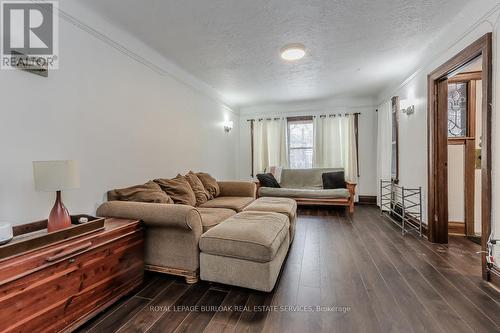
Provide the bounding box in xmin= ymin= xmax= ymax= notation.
xmin=0 ymin=218 xmax=144 ymax=333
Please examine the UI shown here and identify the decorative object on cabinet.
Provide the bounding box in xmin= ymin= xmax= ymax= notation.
xmin=33 ymin=160 xmax=80 ymax=232
xmin=0 ymin=224 xmax=13 ymax=245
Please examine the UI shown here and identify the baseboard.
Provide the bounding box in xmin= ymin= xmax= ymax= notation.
xmin=466 ymin=235 xmax=481 ymax=245
xmin=448 ymin=221 xmax=466 ymax=236
xmin=489 ymin=266 xmax=500 ymax=290
xmin=144 ymin=264 xmax=199 ymax=283
xmin=358 ymin=195 xmax=377 ymax=205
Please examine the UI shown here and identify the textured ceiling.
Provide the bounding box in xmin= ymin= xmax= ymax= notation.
xmin=79 ymin=0 xmax=470 ymax=107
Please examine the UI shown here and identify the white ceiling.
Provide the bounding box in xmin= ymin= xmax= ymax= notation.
xmin=80 ymin=0 xmax=470 ymax=107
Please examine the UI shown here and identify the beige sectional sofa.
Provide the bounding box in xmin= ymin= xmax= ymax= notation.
xmin=97 ymin=181 xmax=256 ymax=283
xmin=258 ymin=168 xmax=357 ymax=213
xmin=97 ymin=175 xmax=299 ymax=291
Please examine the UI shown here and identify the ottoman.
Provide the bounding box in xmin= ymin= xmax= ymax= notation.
xmin=199 ymin=211 xmax=290 ymax=292
xmin=242 ymin=197 xmax=297 ymax=242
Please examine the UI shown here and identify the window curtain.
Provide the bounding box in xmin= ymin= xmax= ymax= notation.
xmin=376 ymin=100 xmax=392 ymax=207
xmin=253 ymin=118 xmax=288 ymax=174
xmin=313 ymin=114 xmax=358 ymax=183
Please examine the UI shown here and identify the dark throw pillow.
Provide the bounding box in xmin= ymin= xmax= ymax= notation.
xmin=257 ymin=173 xmax=281 ymax=188
xmin=322 ymin=171 xmax=346 ymax=189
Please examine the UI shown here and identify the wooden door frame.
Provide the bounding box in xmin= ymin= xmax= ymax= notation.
xmin=447 ymin=73 xmax=481 ymax=237
xmin=427 ymin=33 xmax=492 ymax=280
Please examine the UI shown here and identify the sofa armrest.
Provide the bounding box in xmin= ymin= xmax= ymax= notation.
xmin=254 ymin=181 xmax=262 ymax=198
xmin=345 ymin=181 xmax=357 ymax=214
xmin=96 ymin=201 xmax=202 ymax=231
xmin=346 ymin=181 xmax=357 ymax=197
xmin=345 ymin=180 xmax=358 ymax=193
xmin=217 ymin=181 xmax=256 ymax=198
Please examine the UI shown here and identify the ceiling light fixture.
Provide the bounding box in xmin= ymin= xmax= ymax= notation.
xmin=280 ymin=43 xmax=306 ymax=61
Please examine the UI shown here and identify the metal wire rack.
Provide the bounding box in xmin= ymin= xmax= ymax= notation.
xmin=380 ymin=180 xmax=423 ymax=236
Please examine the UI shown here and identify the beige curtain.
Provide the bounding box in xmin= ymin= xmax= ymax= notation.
xmin=377 ymin=101 xmax=392 ymax=207
xmin=253 ymin=118 xmax=288 ymax=174
xmin=313 ymin=114 xmax=358 ymax=183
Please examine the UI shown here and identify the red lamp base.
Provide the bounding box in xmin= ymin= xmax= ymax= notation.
xmin=48 ymin=191 xmax=72 ymax=232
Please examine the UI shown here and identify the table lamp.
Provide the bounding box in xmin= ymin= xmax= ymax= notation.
xmin=33 ymin=160 xmax=80 ymax=232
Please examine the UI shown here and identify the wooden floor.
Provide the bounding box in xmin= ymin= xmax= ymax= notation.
xmin=77 ymin=206 xmax=500 ymax=333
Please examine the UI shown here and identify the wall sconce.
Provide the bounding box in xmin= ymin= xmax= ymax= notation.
xmin=402 ymin=105 xmax=415 ymax=115
xmin=224 ymin=120 xmax=233 ymax=133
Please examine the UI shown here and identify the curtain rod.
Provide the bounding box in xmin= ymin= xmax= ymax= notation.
xmin=315 ymin=112 xmax=361 ymax=118
xmin=246 ymin=117 xmax=283 ymax=122
xmin=246 ymin=112 xmax=361 ymax=122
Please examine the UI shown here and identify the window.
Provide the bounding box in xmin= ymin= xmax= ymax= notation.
xmin=448 ymin=82 xmax=468 ymax=138
xmin=287 ymin=118 xmax=313 ymax=169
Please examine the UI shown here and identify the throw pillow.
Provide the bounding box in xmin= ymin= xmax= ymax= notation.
xmin=256 ymin=173 xmax=281 ymax=188
xmin=196 ymin=172 xmax=220 ymax=198
xmin=322 ymin=171 xmax=346 ymax=189
xmin=185 ymin=171 xmax=210 ymax=206
xmin=154 ymin=175 xmax=197 ymax=206
xmin=114 ymin=181 xmax=173 ymax=204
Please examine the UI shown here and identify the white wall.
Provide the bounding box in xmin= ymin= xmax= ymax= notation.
xmin=237 ymin=97 xmax=378 ymax=196
xmin=475 ymin=80 xmax=483 ymax=235
xmin=448 ymin=145 xmax=465 ymax=223
xmin=0 ymin=1 xmax=239 ymax=224
xmin=447 ymin=81 xmax=482 ymax=227
xmin=376 ymin=1 xmax=500 ymax=229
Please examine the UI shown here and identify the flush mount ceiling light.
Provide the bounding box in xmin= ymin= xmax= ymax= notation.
xmin=280 ymin=43 xmax=306 ymax=61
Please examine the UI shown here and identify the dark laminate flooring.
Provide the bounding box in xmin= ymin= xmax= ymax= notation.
xmin=77 ymin=206 xmax=500 ymax=333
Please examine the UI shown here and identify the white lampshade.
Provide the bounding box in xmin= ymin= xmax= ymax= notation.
xmin=33 ymin=160 xmax=80 ymax=192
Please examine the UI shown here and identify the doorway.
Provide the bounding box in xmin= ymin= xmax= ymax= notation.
xmin=447 ymin=57 xmax=483 ymax=242
xmin=427 ymin=33 xmax=492 ymax=280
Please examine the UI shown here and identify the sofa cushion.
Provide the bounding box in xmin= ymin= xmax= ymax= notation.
xmin=280 ymin=168 xmax=344 ymax=188
xmin=243 ymin=197 xmax=298 ymax=242
xmin=243 ymin=197 xmax=296 ymax=221
xmin=154 ymin=175 xmax=196 ymax=206
xmin=256 ymin=173 xmax=280 ymax=188
xmin=196 ymin=172 xmax=220 ymax=199
xmin=218 ymin=181 xmax=256 ymax=198
xmin=199 ymin=211 xmax=289 ymax=262
xmin=185 ymin=171 xmax=210 ymax=206
xmin=199 ymin=196 xmax=254 ymax=212
xmin=111 ymin=181 xmax=173 ymax=204
xmin=259 ymin=187 xmax=350 ymax=199
xmin=197 ymin=207 xmax=236 ymax=232
xmin=322 ymin=171 xmax=346 ymax=189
